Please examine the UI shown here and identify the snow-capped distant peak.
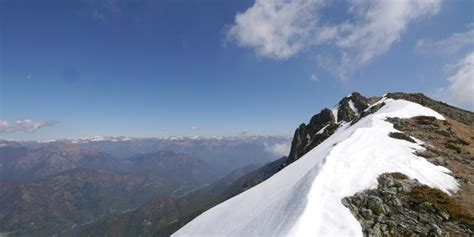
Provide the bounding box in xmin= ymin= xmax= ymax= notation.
xmin=37 ymin=139 xmax=57 ymax=143
xmin=70 ymin=136 xmax=134 ymax=143
xmin=168 ymin=136 xmax=184 ymax=141
xmin=173 ymin=98 xmax=456 ymax=237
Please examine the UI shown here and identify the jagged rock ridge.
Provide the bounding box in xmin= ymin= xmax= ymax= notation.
xmin=283 ymin=92 xmax=370 ymax=167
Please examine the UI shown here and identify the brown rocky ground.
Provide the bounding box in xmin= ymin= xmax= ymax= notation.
xmin=387 ymin=116 xmax=473 ymax=213
xmin=343 ymin=173 xmax=473 ymax=236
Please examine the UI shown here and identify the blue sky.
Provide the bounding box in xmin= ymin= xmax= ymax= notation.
xmin=0 ymin=0 xmax=473 ymax=140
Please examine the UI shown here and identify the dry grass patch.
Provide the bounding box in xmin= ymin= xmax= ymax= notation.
xmin=387 ymin=172 xmax=409 ymax=180
xmin=407 ymin=185 xmax=474 ymax=229
xmin=389 ymin=132 xmax=416 ymax=143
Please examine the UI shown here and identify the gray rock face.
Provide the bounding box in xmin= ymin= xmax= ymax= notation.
xmin=284 ymin=109 xmax=336 ymax=167
xmin=343 ymin=173 xmax=474 ymax=237
xmin=337 ymin=92 xmax=370 ymax=122
xmin=282 ymin=92 xmax=370 ymax=168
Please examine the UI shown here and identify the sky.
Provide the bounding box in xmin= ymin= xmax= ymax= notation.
xmin=0 ymin=0 xmax=473 ymax=140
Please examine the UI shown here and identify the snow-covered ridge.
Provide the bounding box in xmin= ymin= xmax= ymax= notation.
xmin=173 ymin=98 xmax=458 ymax=237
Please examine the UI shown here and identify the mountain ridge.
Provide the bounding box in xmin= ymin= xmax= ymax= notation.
xmin=173 ymin=92 xmax=473 ymax=236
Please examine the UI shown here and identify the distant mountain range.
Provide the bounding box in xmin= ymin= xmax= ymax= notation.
xmin=0 ymin=136 xmax=289 ymax=236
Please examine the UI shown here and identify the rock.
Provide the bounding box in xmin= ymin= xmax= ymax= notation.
xmin=283 ymin=93 xmax=370 ymax=168
xmin=367 ymin=196 xmax=386 ymax=215
xmin=362 ymin=208 xmax=373 ymax=219
xmin=417 ymin=213 xmax=430 ymax=223
xmin=439 ymin=212 xmax=450 ymax=221
xmin=427 ymin=224 xmax=442 ymax=237
xmin=392 ymin=198 xmax=402 ymax=207
xmin=342 ymin=173 xmax=472 ymax=236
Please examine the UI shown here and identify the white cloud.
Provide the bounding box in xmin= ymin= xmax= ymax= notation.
xmin=264 ymin=142 xmax=291 ymax=157
xmin=446 ymin=52 xmax=474 ymax=108
xmin=0 ymin=119 xmax=57 ymax=134
xmin=227 ymin=0 xmax=442 ymax=79
xmin=191 ymin=126 xmax=200 ymax=130
xmin=416 ymin=28 xmax=474 ymax=54
xmin=227 ymin=0 xmax=324 ymax=59
xmin=239 ymin=129 xmax=249 ymax=136
xmin=329 ymin=0 xmax=441 ymax=79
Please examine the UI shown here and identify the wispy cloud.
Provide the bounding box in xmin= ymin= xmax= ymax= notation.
xmin=191 ymin=126 xmax=200 ymax=130
xmin=239 ymin=129 xmax=249 ymax=136
xmin=264 ymin=142 xmax=291 ymax=157
xmin=227 ymin=0 xmax=441 ymax=80
xmin=445 ymin=52 xmax=474 ymax=109
xmin=416 ymin=27 xmax=474 ymax=54
xmin=87 ymin=0 xmax=126 ymax=21
xmin=417 ymin=26 xmax=474 ymax=109
xmin=0 ymin=119 xmax=57 ymax=134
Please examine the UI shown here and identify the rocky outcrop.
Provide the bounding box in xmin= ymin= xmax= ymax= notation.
xmin=283 ymin=109 xmax=336 ymax=167
xmin=282 ymin=92 xmax=370 ymax=168
xmin=337 ymin=92 xmax=370 ymax=122
xmin=343 ymin=173 xmax=474 ymax=237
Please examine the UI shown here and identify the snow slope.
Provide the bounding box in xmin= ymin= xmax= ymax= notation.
xmin=173 ymin=98 xmax=459 ymax=237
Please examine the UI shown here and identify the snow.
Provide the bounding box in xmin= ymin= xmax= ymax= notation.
xmin=330 ymin=107 xmax=339 ymax=123
xmin=305 ymin=134 xmax=311 ymax=142
xmin=316 ymin=124 xmax=329 ymax=135
xmin=37 ymin=139 xmax=56 ymax=143
xmin=348 ymin=99 xmax=358 ymax=113
xmin=168 ymin=136 xmax=184 ymax=141
xmin=173 ymin=98 xmax=457 ymax=237
xmin=304 ymin=124 xmax=330 ymax=149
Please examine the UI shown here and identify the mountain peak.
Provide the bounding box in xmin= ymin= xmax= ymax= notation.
xmin=283 ymin=92 xmax=371 ymax=168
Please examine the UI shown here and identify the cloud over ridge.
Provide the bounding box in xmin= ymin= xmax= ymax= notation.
xmin=446 ymin=52 xmax=474 ymax=108
xmin=0 ymin=119 xmax=57 ymax=134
